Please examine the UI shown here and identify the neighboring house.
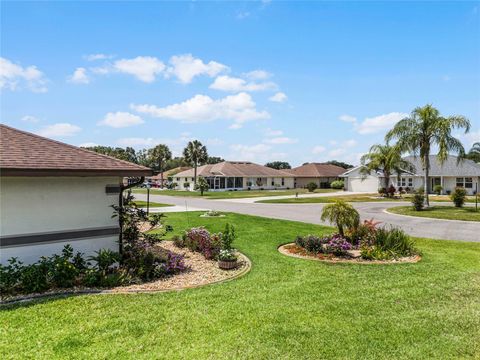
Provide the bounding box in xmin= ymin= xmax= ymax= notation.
xmin=174 ymin=161 xmax=294 ymax=191
xmin=341 ymin=155 xmax=480 ymax=195
xmin=148 ymin=166 xmax=191 ymax=187
xmin=284 ymin=163 xmax=347 ymax=188
xmin=0 ymin=124 xmax=151 ymax=264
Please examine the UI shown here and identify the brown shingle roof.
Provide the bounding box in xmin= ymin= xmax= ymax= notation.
xmin=175 ymin=161 xmax=294 ymax=178
xmin=150 ymin=166 xmax=191 ymax=180
xmin=0 ymin=124 xmax=152 ymax=176
xmin=285 ymin=163 xmax=346 ymax=177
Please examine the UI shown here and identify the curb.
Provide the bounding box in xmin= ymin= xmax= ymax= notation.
xmin=383 ymin=208 xmax=480 ymax=224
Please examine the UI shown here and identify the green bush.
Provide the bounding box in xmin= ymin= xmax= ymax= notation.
xmin=411 ymin=189 xmax=425 ymax=211
xmin=306 ymin=182 xmax=318 ymax=192
xmin=321 ymin=200 xmax=360 ymax=236
xmin=433 ymin=184 xmax=443 ymax=195
xmin=330 ymin=180 xmax=344 ymax=190
xmin=450 ymin=187 xmax=467 ymax=207
xmin=361 ymin=227 xmax=417 ymax=260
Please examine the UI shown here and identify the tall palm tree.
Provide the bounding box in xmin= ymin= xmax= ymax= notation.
xmin=149 ymin=144 xmax=172 ymax=188
xmin=467 ymin=142 xmax=480 ymax=163
xmin=386 ymin=104 xmax=470 ymax=206
xmin=183 ymin=140 xmax=208 ymax=186
xmin=360 ymin=144 xmax=415 ymax=194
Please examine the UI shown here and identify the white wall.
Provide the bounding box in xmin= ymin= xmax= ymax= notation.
xmin=0 ymin=176 xmax=121 ymax=264
xmin=343 ymin=168 xmax=380 ymax=193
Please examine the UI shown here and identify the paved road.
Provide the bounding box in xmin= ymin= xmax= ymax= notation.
xmin=135 ymin=193 xmax=480 ymax=242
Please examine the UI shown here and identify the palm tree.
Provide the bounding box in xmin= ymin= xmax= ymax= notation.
xmin=386 ymin=104 xmax=470 ymax=206
xmin=183 ymin=140 xmax=208 ymax=186
xmin=149 ymin=144 xmax=172 ymax=188
xmin=467 ymin=142 xmax=480 ymax=163
xmin=321 ymin=200 xmax=360 ymax=236
xmin=360 ymin=144 xmax=415 ymax=194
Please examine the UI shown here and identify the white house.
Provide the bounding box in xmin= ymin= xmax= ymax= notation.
xmin=0 ymin=124 xmax=151 ymax=264
xmin=341 ymin=155 xmax=480 ymax=195
xmin=173 ymin=161 xmax=295 ymax=191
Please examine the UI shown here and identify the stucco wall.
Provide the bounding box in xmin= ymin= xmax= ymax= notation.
xmin=0 ymin=176 xmax=121 ymax=264
xmin=294 ymin=177 xmax=339 ymax=188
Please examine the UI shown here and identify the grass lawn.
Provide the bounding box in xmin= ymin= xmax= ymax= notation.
xmin=2 ymin=213 xmax=479 ymax=359
xmin=388 ymin=206 xmax=480 ymax=222
xmin=133 ymin=188 xmax=337 ymax=199
xmin=257 ymin=194 xmax=394 ymax=204
xmin=132 ymin=200 xmax=173 ymax=208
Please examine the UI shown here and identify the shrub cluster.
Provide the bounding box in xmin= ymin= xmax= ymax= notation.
xmin=174 ymin=223 xmax=237 ymax=262
xmin=411 ymin=189 xmax=425 ymax=211
xmin=295 ymin=234 xmax=351 ymax=256
xmin=450 ymin=187 xmax=467 ymax=207
xmin=330 ymin=180 xmax=344 ymax=190
xmin=306 ymin=182 xmax=318 ymax=192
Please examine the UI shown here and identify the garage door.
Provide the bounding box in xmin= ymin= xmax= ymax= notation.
xmin=348 ymin=176 xmax=379 ymax=192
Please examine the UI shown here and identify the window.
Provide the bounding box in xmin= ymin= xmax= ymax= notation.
xmin=235 ymin=177 xmax=243 ymax=188
xmin=281 ymin=178 xmax=285 ymax=186
xmin=397 ymin=177 xmax=413 ymax=187
xmin=457 ymin=177 xmax=473 ymax=188
xmin=176 ymin=177 xmax=180 ymax=181
xmin=271 ymin=180 xmax=275 ymax=186
xmin=227 ymin=177 xmax=234 ymax=188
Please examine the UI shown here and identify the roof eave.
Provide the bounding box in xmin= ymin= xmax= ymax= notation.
xmin=0 ymin=168 xmax=153 ymax=177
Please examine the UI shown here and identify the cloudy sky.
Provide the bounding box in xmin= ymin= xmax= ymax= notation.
xmin=1 ymin=1 xmax=479 ymax=166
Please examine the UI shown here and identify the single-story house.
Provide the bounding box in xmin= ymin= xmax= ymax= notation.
xmin=174 ymin=161 xmax=294 ymax=191
xmin=148 ymin=166 xmax=191 ymax=187
xmin=0 ymin=124 xmax=151 ymax=264
xmin=284 ymin=163 xmax=347 ymax=188
xmin=341 ymin=155 xmax=480 ymax=195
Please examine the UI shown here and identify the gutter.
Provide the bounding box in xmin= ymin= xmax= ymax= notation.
xmin=118 ymin=176 xmax=145 ymax=255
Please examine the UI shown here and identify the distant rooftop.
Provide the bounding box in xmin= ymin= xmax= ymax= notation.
xmin=175 ymin=161 xmax=293 ymax=178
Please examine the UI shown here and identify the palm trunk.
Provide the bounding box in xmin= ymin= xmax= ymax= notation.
xmin=194 ymin=163 xmax=197 ymax=187
xmin=424 ymin=154 xmax=430 ymax=207
xmin=159 ymin=160 xmax=164 ymax=189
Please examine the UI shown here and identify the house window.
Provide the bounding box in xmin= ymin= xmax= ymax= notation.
xmin=271 ymin=180 xmax=275 ymax=186
xmin=281 ymin=178 xmax=285 ymax=186
xmin=235 ymin=177 xmax=243 ymax=188
xmin=227 ymin=177 xmax=235 ymax=188
xmin=457 ymin=177 xmax=473 ymax=188
xmin=397 ymin=177 xmax=413 ymax=187
xmin=176 ymin=177 xmax=180 ymax=181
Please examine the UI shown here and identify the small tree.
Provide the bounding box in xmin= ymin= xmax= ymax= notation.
xmin=451 ymin=187 xmax=467 ymax=207
xmin=321 ymin=200 xmax=360 ymax=236
xmin=306 ymin=182 xmax=318 ymax=192
xmin=433 ymin=185 xmax=443 ymax=195
xmin=330 ymin=180 xmax=344 ymax=189
xmin=411 ymin=189 xmax=425 ymax=211
xmin=195 ymin=176 xmax=209 ymax=196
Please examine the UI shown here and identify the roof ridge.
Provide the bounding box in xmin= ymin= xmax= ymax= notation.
xmin=0 ymin=123 xmax=150 ymax=171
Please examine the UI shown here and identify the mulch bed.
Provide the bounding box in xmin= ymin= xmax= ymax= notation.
xmin=278 ymin=243 xmax=421 ymax=264
xmin=1 ymin=242 xmax=251 ymax=305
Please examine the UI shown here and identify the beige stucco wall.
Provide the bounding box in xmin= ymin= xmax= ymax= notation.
xmin=0 ymin=176 xmax=121 ymax=264
xmin=174 ymin=176 xmax=295 ymax=191
xmin=294 ymin=177 xmax=340 ymax=188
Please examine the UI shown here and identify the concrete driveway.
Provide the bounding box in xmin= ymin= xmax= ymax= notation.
xmin=134 ymin=193 xmax=480 ymax=242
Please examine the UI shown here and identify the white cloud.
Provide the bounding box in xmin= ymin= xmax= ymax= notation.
xmin=167 ymin=54 xmax=228 ymax=84
xmin=84 ymin=54 xmax=114 ymax=61
xmin=355 ymin=112 xmax=408 ymax=134
xmin=79 ymin=142 xmax=98 ymax=148
xmin=269 ymin=92 xmax=287 ymax=102
xmin=98 ymin=111 xmax=144 ymax=128
xmin=343 ymin=139 xmax=357 ymax=148
xmin=68 ymin=67 xmax=90 ymax=84
xmin=244 ymin=70 xmax=271 ymax=80
xmin=236 ymin=11 xmax=251 ymax=19
xmin=210 ymin=75 xmax=277 ymax=92
xmin=230 ymin=143 xmax=271 ymax=162
xmin=117 ymin=137 xmax=158 ymax=147
xmin=312 ymin=145 xmax=326 ymax=154
xmin=264 ymin=137 xmax=298 ymax=144
xmin=131 ymin=92 xmax=269 ymax=129
xmin=339 ymin=114 xmax=357 ymax=123
xmin=265 ymin=128 xmax=283 ymax=137
xmin=37 ymin=123 xmax=81 ymax=138
xmin=205 ymin=138 xmax=224 ymax=146
xmin=328 ymin=148 xmax=347 ymax=157
xmin=0 ymin=57 xmax=48 ymax=93
xmin=21 ymin=115 xmax=40 ymax=123
xmin=113 ymin=56 xmax=165 ymax=82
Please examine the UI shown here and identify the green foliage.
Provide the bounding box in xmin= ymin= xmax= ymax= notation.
xmin=433 ymin=184 xmax=443 ymax=195
xmin=362 ymin=227 xmax=417 ymax=260
xmin=83 ymin=145 xmax=138 ymax=164
xmin=265 ymin=161 xmax=291 ymax=170
xmin=325 ymin=160 xmax=353 ymax=169
xmin=411 ymin=189 xmax=425 ymax=211
xmin=221 ymin=223 xmax=236 ymax=250
xmin=206 ymin=156 xmax=225 ymax=164
xmin=306 ymin=182 xmax=318 ymax=192
xmin=183 ymin=140 xmax=208 ymax=185
xmin=451 ymin=187 xmax=467 ymax=207
xmin=148 ymin=144 xmax=172 ymax=173
xmin=330 ymin=180 xmax=344 ymax=189
xmin=466 ymin=142 xmax=480 ymax=163
xmin=195 ymin=176 xmax=209 ymax=195
xmin=320 ymin=200 xmax=360 ymax=236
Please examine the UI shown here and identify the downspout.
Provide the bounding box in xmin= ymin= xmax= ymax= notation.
xmin=118 ymin=176 xmax=145 ymax=255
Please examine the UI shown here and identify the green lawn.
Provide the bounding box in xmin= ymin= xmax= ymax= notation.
xmin=257 ymin=194 xmax=392 ymax=204
xmin=133 ymin=188 xmax=336 ymax=199
xmin=132 ymin=200 xmax=173 ymax=208
xmin=2 ymin=213 xmax=479 ymax=359
xmin=388 ymin=206 xmax=480 ymax=222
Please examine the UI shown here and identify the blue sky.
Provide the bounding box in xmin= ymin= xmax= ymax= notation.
xmin=1 ymin=1 xmax=479 ymax=166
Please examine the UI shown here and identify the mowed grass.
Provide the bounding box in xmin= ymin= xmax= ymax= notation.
xmin=133 ymin=187 xmax=336 ymax=199
xmin=389 ymin=206 xmax=480 ymax=222
xmin=257 ymin=193 xmax=390 ymax=204
xmin=1 ymin=212 xmax=480 ymax=359
xmin=132 ymin=200 xmax=173 ymax=208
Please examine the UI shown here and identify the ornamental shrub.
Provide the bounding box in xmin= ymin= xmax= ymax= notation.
xmin=330 ymin=180 xmax=344 ymax=190
xmin=321 ymin=200 xmax=360 ymax=236
xmin=306 ymin=182 xmax=318 ymax=192
xmin=433 ymin=185 xmax=443 ymax=195
xmin=324 ymin=235 xmax=352 ymax=256
xmin=303 ymin=235 xmax=328 ymax=253
xmin=364 ymin=226 xmax=417 ymax=260
xmin=451 ymin=187 xmax=467 ymax=207
xmin=387 ymin=185 xmax=396 ymax=197
xmin=378 ymin=187 xmax=387 ymax=196
xmin=411 ymin=189 xmax=425 ymax=211
xmin=221 ymin=223 xmax=236 ymax=250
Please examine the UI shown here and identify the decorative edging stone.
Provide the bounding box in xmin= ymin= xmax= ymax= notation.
xmin=278 ymin=243 xmax=421 ymax=265
xmin=199 ymin=214 xmax=226 ymax=218
xmin=0 ymin=252 xmax=252 ymax=305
